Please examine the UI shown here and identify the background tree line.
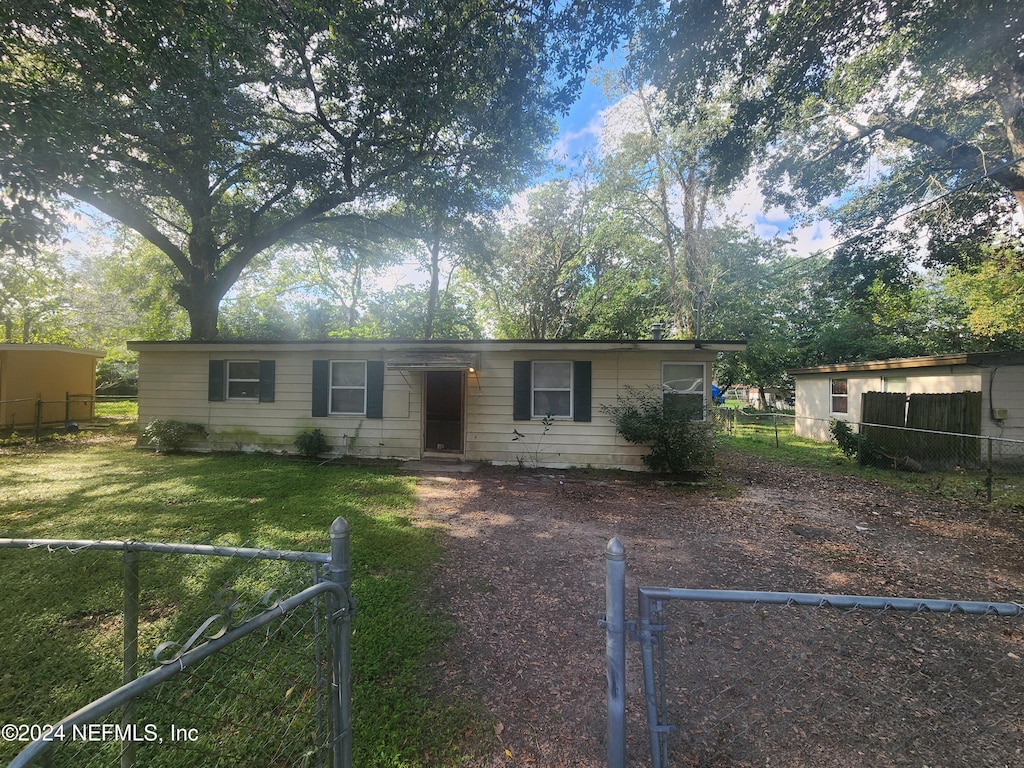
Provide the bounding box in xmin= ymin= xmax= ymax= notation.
xmin=2 ymin=0 xmax=1022 ymax=395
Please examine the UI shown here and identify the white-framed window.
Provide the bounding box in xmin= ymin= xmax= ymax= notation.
xmin=662 ymin=362 xmax=705 ymax=418
xmin=226 ymin=361 xmax=261 ymax=400
xmin=532 ymin=361 xmax=573 ymax=418
xmin=330 ymin=361 xmax=367 ymax=414
xmin=831 ymin=378 xmax=849 ymax=414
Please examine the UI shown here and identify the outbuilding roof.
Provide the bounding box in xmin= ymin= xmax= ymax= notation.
xmin=788 ymin=350 xmax=1024 ymax=376
xmin=0 ymin=343 xmax=105 ymax=358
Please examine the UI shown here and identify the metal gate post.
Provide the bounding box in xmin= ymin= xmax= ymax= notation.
xmin=121 ymin=547 xmax=140 ymax=768
xmin=638 ymin=590 xmax=665 ymax=768
xmin=605 ymin=537 xmax=627 ymax=768
xmin=987 ymin=436 xmax=994 ymax=503
xmin=328 ymin=517 xmax=353 ymax=768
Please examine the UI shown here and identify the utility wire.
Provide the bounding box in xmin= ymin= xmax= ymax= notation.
xmin=813 ymin=155 xmax=1024 ymax=258
xmin=739 ymin=154 xmax=1024 ymax=287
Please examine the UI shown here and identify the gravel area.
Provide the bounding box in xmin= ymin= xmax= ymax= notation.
xmin=410 ymin=451 xmax=1024 ymax=767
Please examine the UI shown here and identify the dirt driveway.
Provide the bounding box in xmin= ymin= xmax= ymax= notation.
xmin=410 ymin=451 xmax=1024 ymax=767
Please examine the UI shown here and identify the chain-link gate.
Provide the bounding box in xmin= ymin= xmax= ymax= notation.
xmin=605 ymin=537 xmax=1024 ymax=768
xmin=1 ymin=517 xmax=353 ymax=768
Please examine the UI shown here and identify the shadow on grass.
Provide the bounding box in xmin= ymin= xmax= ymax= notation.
xmin=0 ymin=442 xmax=478 ymax=767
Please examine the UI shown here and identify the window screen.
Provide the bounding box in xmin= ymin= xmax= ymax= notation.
xmin=226 ymin=361 xmax=260 ymax=400
xmin=663 ymin=362 xmax=705 ymax=419
xmin=532 ymin=361 xmax=572 ymax=418
xmin=331 ymin=361 xmax=367 ymax=414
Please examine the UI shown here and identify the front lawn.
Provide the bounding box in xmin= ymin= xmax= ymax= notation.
xmin=0 ymin=435 xmax=479 ymax=767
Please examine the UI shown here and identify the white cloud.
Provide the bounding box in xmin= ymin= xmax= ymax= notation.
xmin=788 ymin=219 xmax=837 ymax=257
xmin=714 ymin=170 xmax=840 ymax=257
xmin=548 ymin=114 xmax=605 ymax=167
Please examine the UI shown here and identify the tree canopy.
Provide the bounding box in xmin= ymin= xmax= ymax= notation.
xmin=1 ymin=0 xmax=601 ymax=338
xmin=5 ymin=0 xmax=1022 ymax=382
xmin=630 ymin=0 xmax=1024 ymax=204
xmin=626 ymin=0 xmax=1024 ymax=283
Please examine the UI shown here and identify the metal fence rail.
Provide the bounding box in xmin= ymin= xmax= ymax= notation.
xmin=0 ymin=519 xmax=353 ymax=768
xmin=605 ymin=538 xmax=1024 ymax=768
xmin=0 ymin=393 xmax=102 ymax=435
xmin=715 ymin=408 xmax=1024 ymax=505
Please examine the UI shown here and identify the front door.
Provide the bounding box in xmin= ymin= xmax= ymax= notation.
xmin=424 ymin=370 xmax=464 ymax=453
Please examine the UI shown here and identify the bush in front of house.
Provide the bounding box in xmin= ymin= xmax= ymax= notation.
xmin=294 ymin=428 xmax=330 ymax=459
xmin=603 ymin=386 xmax=715 ymax=474
xmin=142 ymin=419 xmax=208 ymax=453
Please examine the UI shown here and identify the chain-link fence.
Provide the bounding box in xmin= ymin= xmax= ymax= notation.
xmin=0 ymin=394 xmax=134 ymax=441
xmin=714 ymin=408 xmax=1024 ymax=506
xmin=0 ymin=393 xmax=98 ymax=431
xmin=604 ymin=540 xmax=1024 ymax=768
xmin=0 ymin=520 xmax=352 ymax=768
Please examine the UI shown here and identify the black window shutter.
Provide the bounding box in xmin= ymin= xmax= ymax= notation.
xmin=259 ymin=360 xmax=276 ymax=403
xmin=573 ymin=361 xmax=592 ymax=422
xmin=366 ymin=361 xmax=385 ymax=419
xmin=312 ymin=360 xmax=330 ymax=417
xmin=208 ymin=360 xmax=225 ymax=402
xmin=513 ymin=361 xmax=532 ymax=420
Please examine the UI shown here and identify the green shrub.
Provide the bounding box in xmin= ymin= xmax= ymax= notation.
xmin=141 ymin=419 xmax=208 ymax=453
xmin=294 ymin=428 xmax=330 ymax=459
xmin=602 ymin=386 xmax=715 ymax=474
xmin=829 ymin=418 xmax=889 ymax=467
xmin=829 ymin=419 xmax=860 ymax=458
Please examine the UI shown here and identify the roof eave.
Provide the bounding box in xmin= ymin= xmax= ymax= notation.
xmin=128 ymin=338 xmax=748 ymax=353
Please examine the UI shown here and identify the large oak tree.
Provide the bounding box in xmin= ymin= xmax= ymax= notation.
xmin=1 ymin=0 xmax=594 ymax=338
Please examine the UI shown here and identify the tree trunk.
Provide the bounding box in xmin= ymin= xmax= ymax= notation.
xmin=177 ymin=279 xmax=226 ymax=340
xmin=424 ymin=225 xmax=443 ymax=341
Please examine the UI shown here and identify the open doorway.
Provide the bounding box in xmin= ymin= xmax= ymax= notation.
xmin=423 ymin=370 xmax=464 ymax=453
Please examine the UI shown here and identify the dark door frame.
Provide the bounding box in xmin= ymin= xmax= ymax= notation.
xmin=423 ymin=370 xmax=465 ymax=454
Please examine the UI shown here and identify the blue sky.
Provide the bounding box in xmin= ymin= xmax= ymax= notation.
xmin=541 ymin=74 xmax=837 ymax=261
xmin=548 ymin=75 xmax=611 ymax=167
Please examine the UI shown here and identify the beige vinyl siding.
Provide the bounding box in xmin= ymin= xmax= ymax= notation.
xmin=984 ymin=365 xmax=1024 ymax=462
xmin=137 ymin=353 xmax=211 ymax=436
xmin=904 ymin=370 xmax=980 ymax=396
xmin=133 ymin=341 xmax=721 ymax=469
xmin=464 ymin=350 xmax=709 ymax=469
xmin=794 ymin=369 xmax=985 ymax=443
xmin=987 ymin=365 xmax=1024 ymax=431
xmin=138 ymin=350 xmax=426 ymax=458
xmin=793 ymin=377 xmax=832 ymax=441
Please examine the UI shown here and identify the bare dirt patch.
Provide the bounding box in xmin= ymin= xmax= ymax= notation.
xmin=410 ymin=450 xmax=1024 ymax=767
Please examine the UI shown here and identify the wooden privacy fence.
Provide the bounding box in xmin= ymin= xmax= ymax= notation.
xmin=861 ymin=390 xmax=983 ymax=469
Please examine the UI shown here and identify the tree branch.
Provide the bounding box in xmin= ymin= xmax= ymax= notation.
xmin=67 ymin=186 xmax=192 ymax=277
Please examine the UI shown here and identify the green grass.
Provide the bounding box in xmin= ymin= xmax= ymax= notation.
xmin=718 ymin=420 xmax=1024 ymax=508
xmin=718 ymin=418 xmax=851 ymax=471
xmin=94 ymin=399 xmax=139 ymax=418
xmin=0 ymin=435 xmax=481 ymax=767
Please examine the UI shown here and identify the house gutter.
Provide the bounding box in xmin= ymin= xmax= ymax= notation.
xmin=128 ymin=339 xmax=749 ymax=354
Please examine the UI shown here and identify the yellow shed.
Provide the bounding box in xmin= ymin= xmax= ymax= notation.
xmin=0 ymin=344 xmax=105 ymax=429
